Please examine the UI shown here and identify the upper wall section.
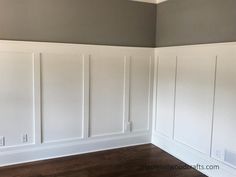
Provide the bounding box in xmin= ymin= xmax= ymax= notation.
xmin=156 ymin=0 xmax=236 ymax=47
xmin=0 ymin=0 xmax=156 ymax=47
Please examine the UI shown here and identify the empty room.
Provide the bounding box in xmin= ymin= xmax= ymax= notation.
xmin=0 ymin=0 xmax=235 ymax=177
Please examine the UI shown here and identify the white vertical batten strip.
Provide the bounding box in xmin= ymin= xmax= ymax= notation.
xmin=147 ymin=56 xmax=154 ymax=131
xmin=209 ymin=56 xmax=218 ymax=157
xmin=33 ymin=53 xmax=42 ymax=145
xmin=152 ymin=52 xmax=159 ymax=133
xmin=82 ymin=54 xmax=90 ymax=139
xmin=123 ymin=56 xmax=131 ymax=133
xmin=172 ymin=56 xmax=178 ymax=140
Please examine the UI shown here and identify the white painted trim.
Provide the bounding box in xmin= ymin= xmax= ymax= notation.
xmin=152 ymin=133 xmax=236 ymax=177
xmin=1 ymin=40 xmax=236 ymax=177
xmin=0 ymin=39 xmax=153 ymax=167
xmin=154 ymin=42 xmax=236 ymax=177
xmin=0 ymin=132 xmax=151 ymax=167
xmin=131 ymin=0 xmax=158 ymax=4
xmin=157 ymin=0 xmax=168 ymax=4
xmin=147 ymin=56 xmax=154 ymax=131
xmin=152 ymin=56 xmax=159 ymax=134
xmin=172 ymin=56 xmax=178 ymax=140
xmin=123 ymin=56 xmax=131 ymax=133
xmin=0 ymin=40 xmax=154 ymax=53
xmin=82 ymin=55 xmax=90 ymax=139
xmin=33 ymin=53 xmax=42 ymax=145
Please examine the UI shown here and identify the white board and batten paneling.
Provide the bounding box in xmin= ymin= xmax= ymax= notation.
xmin=0 ymin=40 xmax=153 ymax=167
xmin=90 ymin=51 xmax=153 ymax=137
xmin=212 ymin=46 xmax=236 ymax=168
xmin=2 ymin=39 xmax=236 ymax=177
xmin=153 ymin=43 xmax=236 ymax=177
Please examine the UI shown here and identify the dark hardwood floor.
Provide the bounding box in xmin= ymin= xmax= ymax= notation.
xmin=0 ymin=144 xmax=207 ymax=177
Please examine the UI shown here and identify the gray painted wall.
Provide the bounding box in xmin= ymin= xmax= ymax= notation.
xmin=0 ymin=0 xmax=156 ymax=47
xmin=156 ymin=0 xmax=236 ymax=47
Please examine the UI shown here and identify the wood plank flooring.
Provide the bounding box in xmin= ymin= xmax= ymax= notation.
xmin=0 ymin=144 xmax=207 ymax=177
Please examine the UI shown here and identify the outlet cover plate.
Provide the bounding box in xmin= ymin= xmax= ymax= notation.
xmin=0 ymin=136 xmax=5 ymax=146
xmin=22 ymin=134 xmax=28 ymax=143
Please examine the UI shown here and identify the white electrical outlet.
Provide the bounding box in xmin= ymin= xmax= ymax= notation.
xmin=215 ymin=149 xmax=225 ymax=161
xmin=0 ymin=136 xmax=5 ymax=146
xmin=225 ymin=149 xmax=236 ymax=167
xmin=126 ymin=121 xmax=132 ymax=132
xmin=215 ymin=150 xmax=222 ymax=158
xmin=22 ymin=134 xmax=28 ymax=143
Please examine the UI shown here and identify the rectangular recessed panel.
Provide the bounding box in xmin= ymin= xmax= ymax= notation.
xmin=156 ymin=56 xmax=176 ymax=137
xmin=41 ymin=53 xmax=84 ymax=142
xmin=174 ymin=55 xmax=216 ymax=154
xmin=130 ymin=56 xmax=151 ymax=132
xmin=212 ymin=50 xmax=236 ymax=163
xmin=0 ymin=52 xmax=34 ymax=146
xmin=90 ymin=55 xmax=125 ymax=137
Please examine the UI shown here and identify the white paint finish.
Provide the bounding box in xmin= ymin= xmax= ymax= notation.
xmin=154 ymin=43 xmax=236 ymax=177
xmin=0 ymin=39 xmax=236 ymax=177
xmin=82 ymin=56 xmax=90 ymax=139
xmin=1 ymin=40 xmax=236 ymax=177
xmin=89 ymin=55 xmax=126 ymax=137
xmin=212 ymin=48 xmax=236 ymax=167
xmin=155 ymin=56 xmax=177 ymax=138
xmin=174 ymin=55 xmax=216 ymax=155
xmin=41 ymin=53 xmax=84 ymax=143
xmin=123 ymin=57 xmax=131 ymax=133
xmin=152 ymin=133 xmax=236 ymax=177
xmin=0 ymin=132 xmax=151 ymax=167
xmin=129 ymin=56 xmax=152 ymax=132
xmin=33 ymin=53 xmax=42 ymax=145
xmin=0 ymin=52 xmax=34 ymax=146
xmin=0 ymin=40 xmax=153 ymax=167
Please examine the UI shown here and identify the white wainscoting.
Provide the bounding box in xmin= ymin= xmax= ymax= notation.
xmin=0 ymin=40 xmax=154 ymax=166
xmin=153 ymin=43 xmax=236 ymax=177
xmin=1 ymin=40 xmax=236 ymax=177
xmin=212 ymin=47 xmax=236 ymax=168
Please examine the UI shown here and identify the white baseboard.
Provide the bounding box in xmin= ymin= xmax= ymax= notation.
xmin=152 ymin=133 xmax=236 ymax=177
xmin=0 ymin=132 xmax=151 ymax=167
